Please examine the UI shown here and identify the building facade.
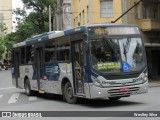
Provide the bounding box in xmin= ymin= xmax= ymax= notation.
xmin=0 ymin=0 xmax=12 ymax=64
xmin=0 ymin=0 xmax=12 ymax=36
xmin=55 ymin=0 xmax=72 ymax=30
xmin=63 ymin=0 xmax=72 ymax=30
xmin=72 ymin=0 xmax=123 ymax=26
xmin=71 ymin=0 xmax=160 ymax=79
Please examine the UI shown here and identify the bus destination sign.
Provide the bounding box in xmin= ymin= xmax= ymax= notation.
xmin=88 ymin=27 xmax=140 ymax=35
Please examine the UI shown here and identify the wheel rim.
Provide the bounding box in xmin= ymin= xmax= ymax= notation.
xmin=66 ymin=86 xmax=73 ymax=99
xmin=26 ymin=84 xmax=29 ymax=94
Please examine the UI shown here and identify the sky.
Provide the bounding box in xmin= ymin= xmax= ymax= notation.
xmin=12 ymin=0 xmax=23 ymax=31
xmin=12 ymin=0 xmax=23 ymax=9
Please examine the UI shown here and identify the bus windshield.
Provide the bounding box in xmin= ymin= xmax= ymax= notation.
xmin=90 ymin=37 xmax=146 ymax=73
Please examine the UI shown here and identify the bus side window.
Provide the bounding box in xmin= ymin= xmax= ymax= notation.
xmin=26 ymin=46 xmax=34 ymax=64
xmin=45 ymin=42 xmax=55 ymax=63
xmin=21 ymin=47 xmax=26 ymax=64
xmin=11 ymin=49 xmax=14 ymax=65
xmin=57 ymin=44 xmax=70 ymax=62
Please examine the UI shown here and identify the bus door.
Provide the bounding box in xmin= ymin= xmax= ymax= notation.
xmin=14 ymin=50 xmax=20 ymax=87
xmin=35 ymin=47 xmax=44 ymax=91
xmin=71 ymin=40 xmax=85 ymax=94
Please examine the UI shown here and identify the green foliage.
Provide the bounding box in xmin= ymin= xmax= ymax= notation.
xmin=11 ymin=0 xmax=57 ymax=43
xmin=13 ymin=8 xmax=27 ymax=24
xmin=0 ymin=22 xmax=7 ymax=36
xmin=3 ymin=33 xmax=17 ymax=47
xmin=0 ymin=22 xmax=7 ymax=59
xmin=0 ymin=37 xmax=5 ymax=59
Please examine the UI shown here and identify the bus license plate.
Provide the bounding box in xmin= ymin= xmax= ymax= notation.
xmin=120 ymin=88 xmax=129 ymax=92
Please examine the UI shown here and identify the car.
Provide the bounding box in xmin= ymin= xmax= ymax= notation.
xmin=0 ymin=64 xmax=6 ymax=70
xmin=4 ymin=64 xmax=11 ymax=70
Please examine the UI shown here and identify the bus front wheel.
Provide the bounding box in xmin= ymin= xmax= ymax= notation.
xmin=64 ymin=82 xmax=77 ymax=104
xmin=25 ymin=79 xmax=33 ymax=96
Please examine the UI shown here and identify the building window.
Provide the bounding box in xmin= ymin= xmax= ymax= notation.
xmin=134 ymin=2 xmax=140 ymax=19
xmin=76 ymin=17 xmax=78 ymax=26
xmin=152 ymin=3 xmax=159 ymax=19
xmin=87 ymin=6 xmax=89 ymax=22
xmin=74 ymin=19 xmax=75 ymax=27
xmin=100 ymin=0 xmax=114 ymax=17
xmin=82 ymin=10 xmax=85 ymax=25
xmin=79 ymin=13 xmax=81 ymax=26
xmin=142 ymin=4 xmax=148 ymax=19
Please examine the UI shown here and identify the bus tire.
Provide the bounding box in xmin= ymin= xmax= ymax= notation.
xmin=25 ymin=79 xmax=33 ymax=96
xmin=109 ymin=97 xmax=121 ymax=101
xmin=64 ymin=82 xmax=77 ymax=104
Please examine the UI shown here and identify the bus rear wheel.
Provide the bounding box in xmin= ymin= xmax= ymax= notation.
xmin=64 ymin=82 xmax=77 ymax=104
xmin=25 ymin=79 xmax=33 ymax=96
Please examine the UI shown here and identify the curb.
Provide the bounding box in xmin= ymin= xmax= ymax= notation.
xmin=148 ymin=82 xmax=160 ymax=88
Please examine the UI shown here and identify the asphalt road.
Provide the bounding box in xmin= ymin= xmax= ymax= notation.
xmin=0 ymin=70 xmax=160 ymax=120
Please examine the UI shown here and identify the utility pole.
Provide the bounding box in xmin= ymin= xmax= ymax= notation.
xmin=49 ymin=5 xmax=51 ymax=31
xmin=53 ymin=16 xmax=55 ymax=31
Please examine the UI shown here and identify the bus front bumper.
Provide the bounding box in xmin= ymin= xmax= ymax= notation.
xmin=89 ymin=81 xmax=148 ymax=99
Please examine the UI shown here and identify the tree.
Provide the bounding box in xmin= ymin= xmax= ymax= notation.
xmin=2 ymin=0 xmax=57 ymax=52
xmin=13 ymin=0 xmax=57 ymax=37
xmin=0 ymin=23 xmax=7 ymax=60
xmin=0 ymin=37 xmax=5 ymax=60
xmin=0 ymin=22 xmax=7 ymax=36
xmin=3 ymin=33 xmax=17 ymax=48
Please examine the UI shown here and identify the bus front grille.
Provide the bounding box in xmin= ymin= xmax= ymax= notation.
xmin=108 ymin=87 xmax=140 ymax=97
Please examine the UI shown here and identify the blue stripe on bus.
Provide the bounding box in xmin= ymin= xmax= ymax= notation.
xmin=24 ymin=26 xmax=87 ymax=46
xmin=26 ymin=34 xmax=49 ymax=45
xmin=64 ymin=26 xmax=86 ymax=35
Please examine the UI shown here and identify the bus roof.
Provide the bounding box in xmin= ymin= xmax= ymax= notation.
xmin=13 ymin=23 xmax=139 ymax=48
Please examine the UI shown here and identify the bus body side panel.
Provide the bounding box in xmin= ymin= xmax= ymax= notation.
xmin=18 ymin=66 xmax=25 ymax=88
xmin=41 ymin=63 xmax=61 ymax=94
xmin=43 ymin=63 xmax=73 ymax=95
xmin=27 ymin=65 xmax=39 ymax=91
xmin=57 ymin=63 xmax=72 ymax=94
xmin=41 ymin=62 xmax=92 ymax=97
xmin=18 ymin=65 xmax=38 ymax=90
xmin=12 ymin=68 xmax=16 ymax=87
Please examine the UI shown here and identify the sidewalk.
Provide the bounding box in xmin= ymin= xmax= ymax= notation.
xmin=148 ymin=80 xmax=160 ymax=88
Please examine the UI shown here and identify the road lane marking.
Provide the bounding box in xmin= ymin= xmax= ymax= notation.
xmin=0 ymin=87 xmax=16 ymax=90
xmin=29 ymin=96 xmax=37 ymax=101
xmin=8 ymin=93 xmax=19 ymax=104
xmin=0 ymin=95 xmax=3 ymax=98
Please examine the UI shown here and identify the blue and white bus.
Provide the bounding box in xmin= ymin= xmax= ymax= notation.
xmin=12 ymin=24 xmax=148 ymax=104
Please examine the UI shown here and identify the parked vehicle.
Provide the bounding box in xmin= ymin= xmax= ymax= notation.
xmin=0 ymin=65 xmax=2 ymax=71
xmin=4 ymin=64 xmax=11 ymax=70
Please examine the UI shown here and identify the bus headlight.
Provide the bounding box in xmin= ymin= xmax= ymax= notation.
xmin=142 ymin=73 xmax=148 ymax=83
xmin=91 ymin=75 xmax=102 ymax=87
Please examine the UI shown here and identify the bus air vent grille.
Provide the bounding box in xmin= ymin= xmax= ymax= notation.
xmin=108 ymin=87 xmax=140 ymax=97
